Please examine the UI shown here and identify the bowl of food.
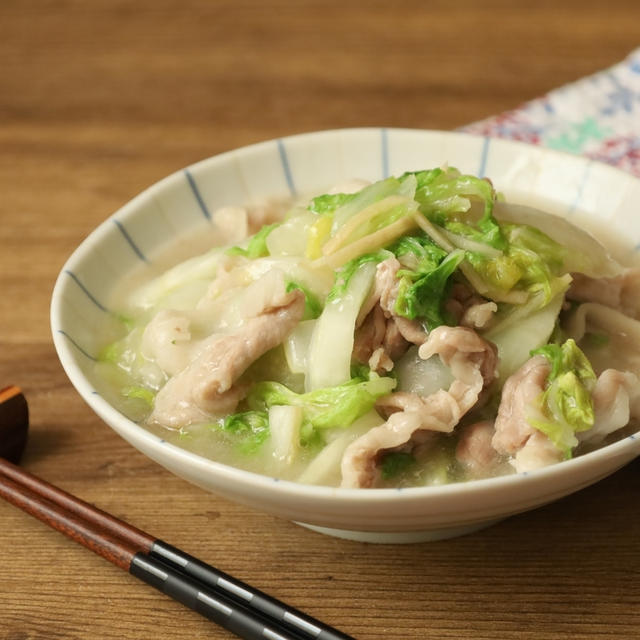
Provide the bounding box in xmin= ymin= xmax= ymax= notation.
xmin=51 ymin=128 xmax=640 ymax=543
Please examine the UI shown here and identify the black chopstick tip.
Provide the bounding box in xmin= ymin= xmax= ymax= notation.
xmin=130 ymin=552 xmax=308 ymax=640
xmin=150 ymin=539 xmax=355 ymax=639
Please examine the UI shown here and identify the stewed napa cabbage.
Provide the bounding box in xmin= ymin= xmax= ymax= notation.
xmin=96 ymin=167 xmax=640 ymax=488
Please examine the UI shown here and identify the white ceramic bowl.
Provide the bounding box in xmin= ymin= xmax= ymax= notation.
xmin=51 ymin=128 xmax=640 ymax=543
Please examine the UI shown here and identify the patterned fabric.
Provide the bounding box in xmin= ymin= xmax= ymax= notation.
xmin=460 ymin=48 xmax=640 ymax=176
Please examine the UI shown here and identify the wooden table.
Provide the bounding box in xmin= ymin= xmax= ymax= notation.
xmin=1 ymin=2 xmax=639 ymax=638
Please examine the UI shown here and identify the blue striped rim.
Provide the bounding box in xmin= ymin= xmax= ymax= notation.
xmin=184 ymin=168 xmax=212 ymax=220
xmin=568 ymin=160 xmax=592 ymax=213
xmin=64 ymin=270 xmax=108 ymax=312
xmin=543 ymin=99 xmax=555 ymax=114
xmin=277 ymin=139 xmax=296 ymax=196
xmin=477 ymin=136 xmax=490 ymax=177
xmin=113 ymin=219 xmax=148 ymax=263
xmin=57 ymin=330 xmax=97 ymax=361
xmin=381 ymin=128 xmax=389 ymax=178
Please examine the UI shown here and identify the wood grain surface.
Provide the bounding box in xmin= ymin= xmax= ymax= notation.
xmin=1 ymin=2 xmax=639 ymax=639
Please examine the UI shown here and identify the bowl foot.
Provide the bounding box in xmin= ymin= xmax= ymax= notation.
xmin=294 ymin=519 xmax=502 ymax=543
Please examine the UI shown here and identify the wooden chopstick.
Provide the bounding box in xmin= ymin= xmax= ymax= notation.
xmin=0 ymin=470 xmax=303 ymax=640
xmin=0 ymin=457 xmax=352 ymax=640
xmin=0 ymin=388 xmax=354 ymax=640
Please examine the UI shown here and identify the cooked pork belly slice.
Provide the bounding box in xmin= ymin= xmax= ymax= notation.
xmin=567 ymin=267 xmax=640 ymax=318
xmin=461 ymin=301 xmax=498 ymax=330
xmin=150 ymin=289 xmax=305 ymax=429
xmin=151 ymin=383 xmax=248 ymax=429
xmin=142 ymin=309 xmax=194 ymax=376
xmin=492 ymin=355 xmax=551 ymax=457
xmin=381 ymin=318 xmax=410 ymax=361
xmin=367 ymin=347 xmax=394 ymax=374
xmin=375 ymin=256 xmax=402 ymax=314
xmin=352 ymin=304 xmax=388 ymax=364
xmin=513 ymin=429 xmax=563 ymax=472
xmin=352 ymin=255 xmax=431 ymax=373
xmin=418 ymin=325 xmax=498 ymax=390
xmin=200 ymin=254 xmax=249 ymax=304
xmin=579 ymin=369 xmax=640 ymax=445
xmin=376 ymin=390 xmax=464 ymax=432
xmin=353 ymin=304 xmax=410 ymax=374
xmin=373 ymin=257 xmax=427 ymax=346
xmin=491 ymin=355 xmax=565 ymax=473
xmin=340 ymin=326 xmax=497 ymax=488
xmin=494 ymin=354 xmax=640 ymax=473
xmin=445 ymin=282 xmax=496 ymax=329
xmin=393 ymin=315 xmax=428 ymax=345
xmin=456 ymin=420 xmax=500 ymax=476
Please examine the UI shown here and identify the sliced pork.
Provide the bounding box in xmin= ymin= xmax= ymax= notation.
xmin=352 ymin=256 xmax=429 ymax=373
xmin=374 ymin=257 xmax=428 ymax=345
xmin=461 ymin=301 xmax=498 ymax=330
xmin=456 ymin=420 xmax=500 ymax=476
xmin=492 ymin=355 xmax=551 ymax=459
xmin=141 ymin=309 xmax=194 ymax=376
xmin=340 ymin=326 xmax=497 ymax=488
xmin=567 ymin=267 xmax=640 ymax=319
xmin=445 ymin=283 xmax=497 ymax=329
xmin=513 ymin=429 xmax=564 ymax=473
xmin=491 ymin=355 xmax=564 ymax=472
xmin=150 ymin=289 xmax=305 ymax=429
xmin=493 ymin=355 xmax=640 ymax=472
xmin=353 ymin=304 xmax=410 ymax=373
xmin=579 ymin=369 xmax=640 ymax=445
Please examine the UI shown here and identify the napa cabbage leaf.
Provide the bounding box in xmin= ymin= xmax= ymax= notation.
xmin=390 ymin=234 xmax=465 ymax=329
xmin=529 ymin=339 xmax=597 ymax=457
xmin=227 ymin=222 xmax=281 ymax=258
xmin=245 ymin=371 xmax=396 ymax=443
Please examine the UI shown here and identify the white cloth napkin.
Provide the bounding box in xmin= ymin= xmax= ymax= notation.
xmin=460 ymin=48 xmax=640 ymax=177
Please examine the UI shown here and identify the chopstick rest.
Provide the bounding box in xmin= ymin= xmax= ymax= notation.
xmin=0 ymin=386 xmax=29 ymax=464
xmin=0 ymin=386 xmax=354 ymax=640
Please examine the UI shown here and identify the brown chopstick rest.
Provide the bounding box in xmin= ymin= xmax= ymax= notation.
xmin=0 ymin=385 xmax=29 ymax=464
